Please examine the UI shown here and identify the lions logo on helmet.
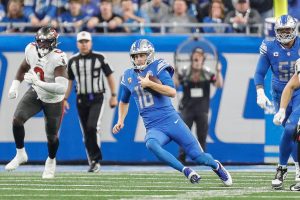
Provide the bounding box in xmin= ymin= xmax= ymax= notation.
xmin=35 ymin=26 xmax=59 ymax=57
xmin=275 ymin=15 xmax=298 ymax=44
xmin=130 ymin=39 xmax=155 ymax=70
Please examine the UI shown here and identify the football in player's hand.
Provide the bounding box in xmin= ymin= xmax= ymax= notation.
xmin=149 ymin=75 xmax=162 ymax=84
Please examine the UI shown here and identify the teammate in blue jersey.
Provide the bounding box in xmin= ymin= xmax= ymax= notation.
xmin=271 ymin=61 xmax=300 ymax=191
xmin=112 ymin=39 xmax=232 ymax=186
xmin=254 ymin=14 xmax=300 ymax=189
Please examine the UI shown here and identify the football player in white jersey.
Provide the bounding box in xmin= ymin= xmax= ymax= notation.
xmin=5 ymin=26 xmax=68 ymax=179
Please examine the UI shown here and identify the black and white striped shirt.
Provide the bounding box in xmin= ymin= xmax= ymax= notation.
xmin=67 ymin=51 xmax=113 ymax=95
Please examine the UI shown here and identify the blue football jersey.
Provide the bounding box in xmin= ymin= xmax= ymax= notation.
xmin=121 ymin=59 xmax=176 ymax=128
xmin=256 ymin=37 xmax=300 ymax=93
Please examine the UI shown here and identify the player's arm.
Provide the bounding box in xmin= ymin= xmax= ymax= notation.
xmin=139 ymin=70 xmax=176 ymax=97
xmin=113 ymin=84 xmax=131 ymax=134
xmin=8 ymin=59 xmax=31 ymax=99
xmin=106 ymin=74 xmax=118 ymax=108
xmin=273 ymin=74 xmax=300 ymax=125
xmin=24 ymin=65 xmax=68 ymax=95
xmin=280 ymin=74 xmax=300 ymax=109
xmin=254 ymin=54 xmax=272 ymax=109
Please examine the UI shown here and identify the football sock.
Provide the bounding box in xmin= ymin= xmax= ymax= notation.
xmin=280 ymin=124 xmax=297 ymax=165
xmin=194 ymin=153 xmax=218 ymax=169
xmin=146 ymin=138 xmax=184 ymax=172
xmin=48 ymin=138 xmax=59 ymax=159
xmin=13 ymin=124 xmax=25 ymax=149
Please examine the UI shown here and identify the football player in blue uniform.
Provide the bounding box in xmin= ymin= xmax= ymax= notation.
xmin=271 ymin=59 xmax=300 ymax=191
xmin=254 ymin=14 xmax=300 ymax=189
xmin=112 ymin=39 xmax=232 ymax=186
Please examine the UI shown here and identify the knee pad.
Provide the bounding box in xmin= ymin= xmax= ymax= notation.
xmin=146 ymin=138 xmax=159 ymax=151
xmin=13 ymin=117 xmax=24 ymax=127
xmin=285 ymin=124 xmax=297 ymax=139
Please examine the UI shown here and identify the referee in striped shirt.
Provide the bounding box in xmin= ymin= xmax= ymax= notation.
xmin=64 ymin=31 xmax=117 ymax=172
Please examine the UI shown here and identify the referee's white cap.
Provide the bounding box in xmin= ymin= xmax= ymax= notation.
xmin=77 ymin=31 xmax=92 ymax=41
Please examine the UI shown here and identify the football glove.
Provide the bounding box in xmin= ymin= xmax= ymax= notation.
xmin=273 ymin=108 xmax=286 ymax=125
xmin=256 ymin=88 xmax=271 ymax=109
xmin=8 ymin=80 xmax=20 ymax=99
xmin=24 ymin=69 xmax=40 ymax=85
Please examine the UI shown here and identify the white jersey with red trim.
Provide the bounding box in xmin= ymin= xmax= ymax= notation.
xmin=25 ymin=42 xmax=68 ymax=103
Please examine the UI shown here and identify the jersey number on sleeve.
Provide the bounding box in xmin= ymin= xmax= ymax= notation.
xmin=135 ymin=86 xmax=154 ymax=109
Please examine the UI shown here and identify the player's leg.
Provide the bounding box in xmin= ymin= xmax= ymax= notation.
xmin=42 ymin=100 xmax=64 ymax=179
xmin=270 ymin=94 xmax=289 ymax=189
xmin=195 ymin=112 xmax=209 ymax=151
xmin=145 ymin=129 xmax=200 ymax=183
xmin=169 ymin=116 xmax=232 ymax=186
xmin=178 ymin=110 xmax=194 ymax=163
xmin=76 ymin=96 xmax=93 ymax=165
xmin=85 ymin=94 xmax=104 ymax=172
xmin=290 ymin=128 xmax=300 ymax=191
xmin=5 ymin=88 xmax=42 ymax=171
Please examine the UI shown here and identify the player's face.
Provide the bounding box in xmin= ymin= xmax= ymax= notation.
xmin=277 ymin=28 xmax=293 ymax=36
xmin=77 ymin=40 xmax=92 ymax=55
xmin=191 ymin=52 xmax=204 ymax=70
xmin=132 ymin=53 xmax=147 ymax=67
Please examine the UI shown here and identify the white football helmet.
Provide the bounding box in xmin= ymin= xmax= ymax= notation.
xmin=274 ymin=15 xmax=298 ymax=44
xmin=130 ymin=39 xmax=155 ymax=70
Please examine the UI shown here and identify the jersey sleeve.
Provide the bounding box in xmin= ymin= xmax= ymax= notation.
xmin=254 ymin=40 xmax=271 ymax=86
xmin=157 ymin=68 xmax=175 ymax=88
xmin=156 ymin=59 xmax=174 ymax=77
xmin=254 ymin=54 xmax=271 ymax=86
xmin=120 ymin=74 xmax=131 ymax=103
xmin=101 ymin=56 xmax=114 ymax=76
xmin=67 ymin=59 xmax=75 ymax=81
xmin=51 ymin=49 xmax=68 ymax=68
xmin=24 ymin=42 xmax=36 ymax=64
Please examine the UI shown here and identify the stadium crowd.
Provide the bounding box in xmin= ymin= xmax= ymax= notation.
xmin=0 ymin=0 xmax=293 ymax=34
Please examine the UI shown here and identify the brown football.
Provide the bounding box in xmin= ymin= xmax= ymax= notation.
xmin=149 ymin=75 xmax=162 ymax=84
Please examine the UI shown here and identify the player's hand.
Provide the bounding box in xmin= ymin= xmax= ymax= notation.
xmin=112 ymin=121 xmax=124 ymax=134
xmin=109 ymin=96 xmax=118 ymax=108
xmin=256 ymin=88 xmax=271 ymax=109
xmin=273 ymin=108 xmax=286 ymax=125
xmin=24 ymin=70 xmax=40 ymax=85
xmin=138 ymin=73 xmax=152 ymax=88
xmin=8 ymin=80 xmax=20 ymax=99
xmin=63 ymin=100 xmax=70 ymax=113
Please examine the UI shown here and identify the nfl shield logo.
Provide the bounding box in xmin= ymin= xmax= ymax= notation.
xmin=128 ymin=77 xmax=132 ymax=84
xmin=273 ymin=52 xmax=279 ymax=57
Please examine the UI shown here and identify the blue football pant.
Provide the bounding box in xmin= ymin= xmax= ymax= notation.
xmin=145 ymin=114 xmax=218 ymax=172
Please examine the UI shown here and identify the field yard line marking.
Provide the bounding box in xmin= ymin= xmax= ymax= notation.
xmin=0 ymin=187 xmax=248 ymax=191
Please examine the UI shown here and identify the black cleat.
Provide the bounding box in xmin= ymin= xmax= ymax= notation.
xmin=88 ymin=161 xmax=100 ymax=173
xmin=272 ymin=166 xmax=288 ymax=190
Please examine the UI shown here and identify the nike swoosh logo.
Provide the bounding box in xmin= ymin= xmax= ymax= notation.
xmin=174 ymin=119 xmax=179 ymax=124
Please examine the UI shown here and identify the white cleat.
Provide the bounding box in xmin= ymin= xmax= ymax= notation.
xmin=295 ymin=162 xmax=300 ymax=182
xmin=295 ymin=173 xmax=300 ymax=182
xmin=5 ymin=148 xmax=28 ymax=171
xmin=42 ymin=157 xmax=56 ymax=179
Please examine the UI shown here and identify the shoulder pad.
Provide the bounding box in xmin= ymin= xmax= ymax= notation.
xmin=49 ymin=49 xmax=68 ymax=67
xmin=156 ymin=59 xmax=174 ymax=76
